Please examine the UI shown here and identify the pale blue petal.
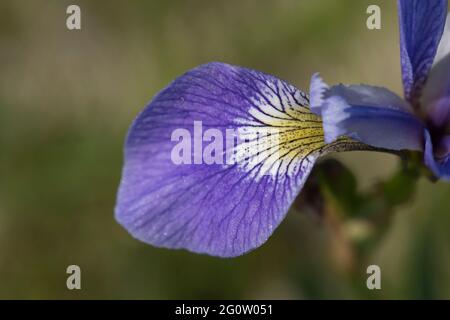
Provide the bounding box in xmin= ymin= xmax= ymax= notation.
xmin=310 ymin=75 xmax=424 ymax=151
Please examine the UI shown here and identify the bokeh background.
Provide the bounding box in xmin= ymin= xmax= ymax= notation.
xmin=1 ymin=0 xmax=450 ymax=299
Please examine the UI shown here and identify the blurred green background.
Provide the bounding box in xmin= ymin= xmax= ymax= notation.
xmin=1 ymin=0 xmax=450 ymax=299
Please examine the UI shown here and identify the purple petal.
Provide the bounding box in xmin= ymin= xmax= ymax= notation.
xmin=398 ymin=0 xmax=447 ymax=104
xmin=424 ymin=130 xmax=450 ymax=180
xmin=310 ymin=74 xmax=425 ymax=151
xmin=422 ymin=11 xmax=450 ymax=137
xmin=309 ymin=73 xmax=329 ymax=116
xmin=115 ymin=62 xmax=345 ymax=257
xmin=433 ymin=12 xmax=450 ymax=66
xmin=422 ymin=52 xmax=450 ymax=129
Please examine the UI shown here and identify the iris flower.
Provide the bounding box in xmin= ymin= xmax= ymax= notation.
xmin=115 ymin=0 xmax=450 ymax=257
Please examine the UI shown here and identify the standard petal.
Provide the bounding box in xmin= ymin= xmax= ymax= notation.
xmin=398 ymin=0 xmax=447 ymax=104
xmin=424 ymin=130 xmax=450 ymax=180
xmin=115 ymin=62 xmax=352 ymax=257
xmin=310 ymin=74 xmax=425 ymax=151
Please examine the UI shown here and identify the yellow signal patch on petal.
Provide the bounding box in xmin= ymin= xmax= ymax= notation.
xmin=232 ymin=80 xmax=360 ymax=181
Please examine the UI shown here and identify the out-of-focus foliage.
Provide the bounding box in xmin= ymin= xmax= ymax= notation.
xmin=1 ymin=0 xmax=450 ymax=299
